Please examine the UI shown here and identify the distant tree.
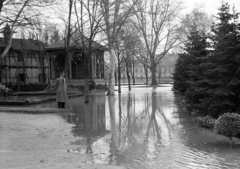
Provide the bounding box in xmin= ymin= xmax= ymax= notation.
xmin=49 ymin=26 xmax=61 ymax=45
xmin=114 ymin=32 xmax=126 ymax=93
xmin=133 ymin=0 xmax=184 ymax=85
xmin=99 ymin=0 xmax=138 ymax=95
xmin=135 ymin=41 xmax=150 ymax=85
xmin=120 ymin=24 xmax=140 ymax=90
xmin=180 ymin=8 xmax=213 ymax=42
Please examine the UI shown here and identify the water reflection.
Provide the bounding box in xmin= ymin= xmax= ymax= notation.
xmin=61 ymin=85 xmax=240 ymax=168
xmin=66 ymin=95 xmax=108 ymax=138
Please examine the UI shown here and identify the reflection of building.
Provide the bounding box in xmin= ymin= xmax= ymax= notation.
xmin=45 ymin=32 xmax=108 ymax=87
xmin=66 ymin=95 xmax=108 ymax=137
xmin=0 ymin=25 xmax=49 ymax=85
xmin=121 ymin=54 xmax=178 ymax=84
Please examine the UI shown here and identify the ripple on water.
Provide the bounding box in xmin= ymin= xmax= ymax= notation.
xmin=173 ymin=143 xmax=240 ymax=169
xmin=43 ymin=85 xmax=240 ymax=169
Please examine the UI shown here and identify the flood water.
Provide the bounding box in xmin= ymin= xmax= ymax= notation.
xmin=40 ymin=85 xmax=240 ymax=169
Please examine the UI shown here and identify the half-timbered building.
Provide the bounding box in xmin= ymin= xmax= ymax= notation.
xmin=0 ymin=25 xmax=49 ymax=86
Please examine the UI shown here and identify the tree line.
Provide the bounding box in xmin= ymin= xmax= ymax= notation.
xmin=173 ymin=2 xmax=240 ymax=118
xmin=2 ymin=0 xmax=236 ymax=101
xmin=0 ymin=0 xmax=186 ymax=95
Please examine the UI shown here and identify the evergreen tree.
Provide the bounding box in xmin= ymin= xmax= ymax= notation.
xmin=172 ymin=52 xmax=191 ymax=93
xmin=184 ymin=26 xmax=209 ymax=112
xmin=200 ymin=3 xmax=240 ymax=117
xmin=173 ymin=24 xmax=208 ymax=98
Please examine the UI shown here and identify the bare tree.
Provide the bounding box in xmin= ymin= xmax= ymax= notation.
xmin=100 ymin=0 xmax=138 ymax=95
xmin=121 ymin=25 xmax=140 ymax=90
xmin=73 ymin=0 xmax=104 ymax=103
xmin=64 ymin=0 xmax=73 ymax=79
xmin=135 ymin=41 xmax=150 ymax=85
xmin=114 ymin=36 xmax=125 ymax=93
xmin=180 ymin=7 xmax=213 ymax=41
xmin=133 ymin=0 xmax=183 ymax=85
xmin=0 ymin=0 xmax=56 ymax=60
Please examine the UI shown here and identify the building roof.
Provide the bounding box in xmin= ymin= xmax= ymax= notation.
xmin=0 ymin=38 xmax=44 ymax=51
xmin=45 ymin=33 xmax=108 ymax=51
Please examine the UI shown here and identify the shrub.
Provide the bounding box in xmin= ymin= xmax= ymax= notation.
xmin=214 ymin=113 xmax=240 ymax=140
xmin=6 ymin=83 xmax=48 ymax=92
xmin=196 ymin=116 xmax=216 ymax=129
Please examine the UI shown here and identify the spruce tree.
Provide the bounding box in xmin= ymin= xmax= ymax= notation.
xmin=184 ymin=25 xmax=209 ymax=112
xmin=173 ymin=24 xmax=208 ymax=99
xmin=200 ymin=3 xmax=240 ymax=117
xmin=172 ymin=52 xmax=192 ymax=93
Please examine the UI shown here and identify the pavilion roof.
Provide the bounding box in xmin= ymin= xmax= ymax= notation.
xmin=45 ymin=33 xmax=108 ymax=51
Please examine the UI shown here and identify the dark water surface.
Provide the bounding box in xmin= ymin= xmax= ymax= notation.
xmin=40 ymin=85 xmax=240 ymax=169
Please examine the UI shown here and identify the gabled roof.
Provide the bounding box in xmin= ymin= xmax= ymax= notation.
xmin=0 ymin=38 xmax=44 ymax=51
xmin=45 ymin=33 xmax=108 ymax=51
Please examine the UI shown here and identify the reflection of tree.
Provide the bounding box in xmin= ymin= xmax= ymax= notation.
xmin=66 ymin=96 xmax=107 ymax=137
xmin=144 ymin=92 xmax=172 ymax=143
xmin=118 ymin=94 xmax=122 ymax=145
xmin=112 ymin=91 xmax=173 ymax=166
xmin=108 ymin=95 xmax=117 ymax=164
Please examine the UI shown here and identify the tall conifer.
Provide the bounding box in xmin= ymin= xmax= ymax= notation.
xmin=201 ymin=3 xmax=240 ymax=117
xmin=173 ymin=24 xmax=208 ymax=98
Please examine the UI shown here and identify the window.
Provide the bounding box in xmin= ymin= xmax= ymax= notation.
xmin=18 ymin=73 xmax=26 ymax=83
xmin=38 ymin=54 xmax=44 ymax=64
xmin=39 ymin=73 xmax=46 ymax=83
xmin=17 ymin=52 xmax=24 ymax=62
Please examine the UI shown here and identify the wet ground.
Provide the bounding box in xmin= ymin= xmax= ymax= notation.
xmin=1 ymin=84 xmax=240 ymax=169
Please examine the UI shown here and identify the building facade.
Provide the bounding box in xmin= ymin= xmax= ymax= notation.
xmin=121 ymin=54 xmax=178 ymax=84
xmin=0 ymin=38 xmax=49 ymax=86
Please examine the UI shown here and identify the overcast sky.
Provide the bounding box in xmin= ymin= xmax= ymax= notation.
xmin=182 ymin=0 xmax=240 ymax=15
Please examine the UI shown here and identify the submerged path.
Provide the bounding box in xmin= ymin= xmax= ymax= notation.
xmin=1 ymin=84 xmax=240 ymax=169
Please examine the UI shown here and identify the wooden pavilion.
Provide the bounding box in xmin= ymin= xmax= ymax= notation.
xmin=45 ymin=33 xmax=107 ymax=87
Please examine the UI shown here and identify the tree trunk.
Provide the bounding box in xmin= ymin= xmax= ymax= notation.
xmin=118 ymin=61 xmax=121 ymax=93
xmin=108 ymin=95 xmax=117 ymax=164
xmin=107 ymin=49 xmax=115 ymax=95
xmin=84 ymin=78 xmax=89 ymax=103
xmin=159 ymin=68 xmax=161 ymax=83
xmin=126 ymin=66 xmax=131 ymax=91
xmin=146 ymin=74 xmax=148 ymax=85
xmin=131 ymin=71 xmax=135 ymax=85
xmin=151 ymin=64 xmax=157 ymax=85
xmin=132 ymin=59 xmax=135 ymax=85
xmin=144 ymin=65 xmax=148 ymax=85
xmin=115 ymin=71 xmax=118 ymax=86
xmin=84 ymin=53 xmax=90 ymax=103
xmin=65 ymin=0 xmax=73 ymax=78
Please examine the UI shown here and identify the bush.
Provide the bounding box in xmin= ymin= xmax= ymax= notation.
xmin=0 ymin=84 xmax=14 ymax=96
xmin=196 ymin=116 xmax=216 ymax=129
xmin=214 ymin=113 xmax=240 ymax=139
